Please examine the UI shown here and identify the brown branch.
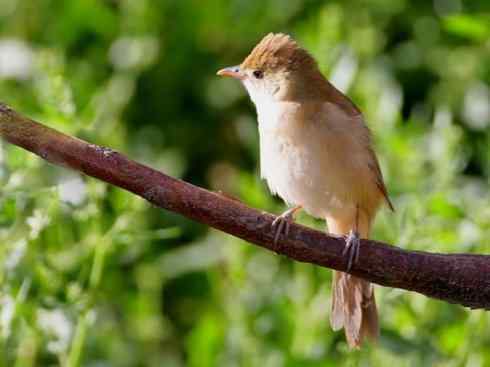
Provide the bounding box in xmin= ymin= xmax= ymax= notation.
xmin=1 ymin=102 xmax=489 ymax=309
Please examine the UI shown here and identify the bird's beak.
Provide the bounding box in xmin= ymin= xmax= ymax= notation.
xmin=216 ymin=65 xmax=245 ymax=80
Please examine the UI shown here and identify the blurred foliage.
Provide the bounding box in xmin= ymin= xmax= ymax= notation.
xmin=0 ymin=0 xmax=489 ymax=366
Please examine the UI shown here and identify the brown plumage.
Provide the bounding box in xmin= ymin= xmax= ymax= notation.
xmin=241 ymin=33 xmax=363 ymax=115
xmin=241 ymin=33 xmax=316 ymax=72
xmin=218 ymin=33 xmax=393 ymax=348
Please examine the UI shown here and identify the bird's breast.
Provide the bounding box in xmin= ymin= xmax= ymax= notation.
xmin=256 ymin=102 xmax=354 ymax=218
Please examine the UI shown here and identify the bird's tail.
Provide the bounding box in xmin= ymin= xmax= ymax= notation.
xmin=327 ymin=214 xmax=379 ymax=348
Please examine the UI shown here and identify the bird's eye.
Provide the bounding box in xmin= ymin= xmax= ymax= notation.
xmin=253 ymin=70 xmax=264 ymax=79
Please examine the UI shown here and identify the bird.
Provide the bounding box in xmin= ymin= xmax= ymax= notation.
xmin=217 ymin=33 xmax=393 ymax=348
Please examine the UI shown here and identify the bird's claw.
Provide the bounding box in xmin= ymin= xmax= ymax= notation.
xmin=271 ymin=207 xmax=299 ymax=252
xmin=343 ymin=230 xmax=361 ymax=272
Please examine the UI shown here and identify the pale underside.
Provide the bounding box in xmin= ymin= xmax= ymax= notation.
xmin=254 ymin=98 xmax=385 ymax=222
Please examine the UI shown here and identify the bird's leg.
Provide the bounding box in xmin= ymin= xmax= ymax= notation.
xmin=342 ymin=205 xmax=361 ymax=272
xmin=271 ymin=206 xmax=302 ymax=252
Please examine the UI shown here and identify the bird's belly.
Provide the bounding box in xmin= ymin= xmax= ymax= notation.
xmin=260 ymin=132 xmax=347 ymax=219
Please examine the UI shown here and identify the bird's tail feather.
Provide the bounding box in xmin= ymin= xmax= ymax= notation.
xmin=330 ymin=271 xmax=378 ymax=348
xmin=327 ymin=213 xmax=379 ymax=348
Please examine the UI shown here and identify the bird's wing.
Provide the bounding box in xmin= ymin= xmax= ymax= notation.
xmin=319 ymin=91 xmax=394 ymax=211
xmin=366 ymin=146 xmax=394 ymax=211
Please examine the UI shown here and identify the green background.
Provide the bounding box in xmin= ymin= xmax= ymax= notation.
xmin=0 ymin=0 xmax=489 ymax=366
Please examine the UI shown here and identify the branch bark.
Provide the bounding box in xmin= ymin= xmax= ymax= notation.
xmin=1 ymin=102 xmax=489 ymax=309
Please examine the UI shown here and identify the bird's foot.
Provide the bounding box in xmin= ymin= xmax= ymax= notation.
xmin=343 ymin=230 xmax=361 ymax=272
xmin=271 ymin=206 xmax=301 ymax=253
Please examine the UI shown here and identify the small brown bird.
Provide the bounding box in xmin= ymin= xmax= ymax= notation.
xmin=217 ymin=33 xmax=393 ymax=348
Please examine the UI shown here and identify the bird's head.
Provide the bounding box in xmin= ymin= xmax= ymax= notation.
xmin=217 ymin=33 xmax=324 ymax=104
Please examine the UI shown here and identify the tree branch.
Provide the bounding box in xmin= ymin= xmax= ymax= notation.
xmin=1 ymin=102 xmax=489 ymax=309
